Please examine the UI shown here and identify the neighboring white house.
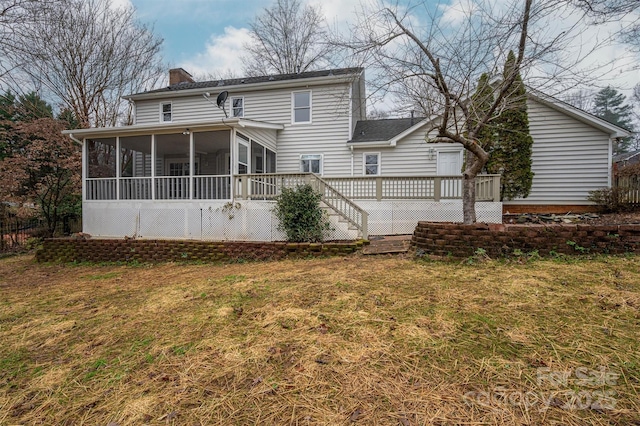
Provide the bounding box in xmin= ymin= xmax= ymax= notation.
xmin=63 ymin=67 xmax=630 ymax=241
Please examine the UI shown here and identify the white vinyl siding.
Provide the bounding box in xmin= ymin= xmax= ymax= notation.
xmin=134 ymin=83 xmax=352 ymax=176
xmin=505 ymin=99 xmax=611 ymax=205
xmin=352 ymin=130 xmax=444 ymax=176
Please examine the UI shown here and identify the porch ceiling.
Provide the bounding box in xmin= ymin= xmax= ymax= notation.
xmin=62 ymin=118 xmax=283 ymax=140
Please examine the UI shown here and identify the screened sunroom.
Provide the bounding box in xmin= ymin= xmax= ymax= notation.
xmin=75 ymin=120 xmax=281 ymax=203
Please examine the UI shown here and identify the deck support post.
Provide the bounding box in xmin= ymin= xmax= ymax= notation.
xmin=434 ymin=177 xmax=441 ymax=202
xmin=492 ymin=175 xmax=501 ymax=202
xmin=375 ymin=177 xmax=382 ymax=201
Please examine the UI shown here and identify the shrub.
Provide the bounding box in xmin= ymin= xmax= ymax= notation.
xmin=273 ymin=184 xmax=330 ymax=242
xmin=587 ymin=187 xmax=632 ymax=213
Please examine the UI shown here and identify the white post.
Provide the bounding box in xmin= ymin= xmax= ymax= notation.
xmin=81 ymin=138 xmax=87 ymax=202
xmin=151 ymin=134 xmax=156 ymax=200
xmin=115 ymin=136 xmax=120 ymax=200
xmin=189 ymin=131 xmax=194 ymax=200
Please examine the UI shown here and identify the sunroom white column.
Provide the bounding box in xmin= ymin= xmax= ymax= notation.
xmin=81 ymin=139 xmax=87 ymax=202
xmin=115 ymin=136 xmax=121 ymax=200
xmin=151 ymin=134 xmax=156 ymax=200
xmin=189 ymin=131 xmax=194 ymax=200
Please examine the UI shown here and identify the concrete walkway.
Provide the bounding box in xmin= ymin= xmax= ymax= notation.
xmin=362 ymin=235 xmax=413 ymax=255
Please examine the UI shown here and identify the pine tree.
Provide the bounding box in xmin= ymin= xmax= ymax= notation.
xmin=468 ymin=73 xmax=495 ymax=169
xmin=593 ymin=86 xmax=634 ymax=155
xmin=486 ymin=51 xmax=534 ymax=201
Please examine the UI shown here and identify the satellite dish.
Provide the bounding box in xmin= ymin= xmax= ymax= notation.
xmin=216 ymin=91 xmax=228 ymax=108
xmin=216 ymin=91 xmax=229 ymax=118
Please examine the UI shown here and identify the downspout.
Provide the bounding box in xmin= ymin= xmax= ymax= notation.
xmin=608 ymin=136 xmax=614 ymax=187
xmin=350 ymin=145 xmax=354 ymax=176
xmin=68 ymin=133 xmax=82 ymax=145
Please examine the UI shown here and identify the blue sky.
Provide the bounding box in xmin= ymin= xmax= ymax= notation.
xmin=121 ymin=0 xmax=639 ymax=96
xmin=124 ymin=0 xmax=377 ymax=77
xmin=128 ymin=0 xmax=269 ymax=66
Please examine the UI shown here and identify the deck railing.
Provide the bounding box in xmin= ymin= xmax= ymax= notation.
xmin=86 ymin=174 xmax=501 ymax=204
xmin=234 ymin=173 xmax=368 ymax=239
xmin=194 ymin=175 xmax=232 ymax=200
xmin=120 ymin=177 xmax=152 ymax=200
xmin=86 ymin=178 xmax=117 ymax=200
xmin=324 ymin=174 xmax=501 ymax=202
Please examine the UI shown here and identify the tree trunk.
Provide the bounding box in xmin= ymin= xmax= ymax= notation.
xmin=462 ymin=153 xmax=487 ymax=224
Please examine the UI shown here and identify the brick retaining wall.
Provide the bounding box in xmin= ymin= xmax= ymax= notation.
xmin=412 ymin=222 xmax=640 ymax=258
xmin=36 ymin=239 xmax=365 ymax=263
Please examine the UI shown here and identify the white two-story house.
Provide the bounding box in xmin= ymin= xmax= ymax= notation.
xmin=64 ymin=67 xmax=629 ymax=241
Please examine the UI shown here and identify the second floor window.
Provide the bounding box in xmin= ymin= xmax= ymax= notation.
xmin=161 ymin=102 xmax=172 ymax=122
xmin=292 ymin=91 xmax=311 ymax=124
xmin=232 ymin=97 xmax=244 ymax=117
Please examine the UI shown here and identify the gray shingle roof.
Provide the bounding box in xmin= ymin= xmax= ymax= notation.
xmin=613 ymin=149 xmax=640 ymax=163
xmin=348 ymin=117 xmax=426 ymax=143
xmin=134 ymin=67 xmax=363 ymax=96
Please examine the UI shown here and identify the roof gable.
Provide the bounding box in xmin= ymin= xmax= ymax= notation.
xmin=348 ymin=117 xmax=428 ymax=145
xmin=527 ymin=89 xmax=632 ymax=138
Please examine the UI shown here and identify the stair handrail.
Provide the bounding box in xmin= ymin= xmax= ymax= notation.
xmin=308 ymin=174 xmax=368 ymax=240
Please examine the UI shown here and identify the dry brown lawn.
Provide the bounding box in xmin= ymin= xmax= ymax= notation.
xmin=0 ymin=253 xmax=639 ymax=425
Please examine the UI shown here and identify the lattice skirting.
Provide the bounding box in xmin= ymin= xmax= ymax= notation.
xmin=355 ymin=200 xmax=503 ymax=235
xmin=83 ymin=200 xmax=502 ymax=241
xmin=83 ymin=201 xmax=358 ymax=241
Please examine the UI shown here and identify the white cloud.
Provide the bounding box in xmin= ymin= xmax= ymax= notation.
xmin=439 ymin=0 xmax=477 ymax=25
xmin=180 ymin=26 xmax=252 ymax=78
xmin=109 ymin=0 xmax=133 ymax=11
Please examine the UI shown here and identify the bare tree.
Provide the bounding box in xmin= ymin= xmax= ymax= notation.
xmin=341 ymin=0 xmax=621 ymax=223
xmin=242 ymin=0 xmax=334 ymax=76
xmin=567 ymin=0 xmax=640 ymax=49
xmin=562 ymin=89 xmax=595 ymax=112
xmin=1 ymin=0 xmax=164 ymax=127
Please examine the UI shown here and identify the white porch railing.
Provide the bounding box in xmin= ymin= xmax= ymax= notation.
xmin=120 ymin=177 xmax=152 ymax=200
xmin=194 ymin=175 xmax=232 ymax=200
xmin=86 ymin=178 xmax=117 ymax=200
xmin=86 ymin=174 xmax=500 ymax=203
xmin=324 ymin=175 xmax=501 ymax=202
xmin=155 ymin=176 xmax=190 ymax=200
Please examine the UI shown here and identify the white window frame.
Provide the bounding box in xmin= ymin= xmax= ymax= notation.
xmin=160 ymin=102 xmax=172 ymax=123
xmin=164 ymin=158 xmax=199 ymax=176
xmin=363 ymin=152 xmax=381 ymax=176
xmin=292 ymin=90 xmax=312 ymax=124
xmin=231 ymin=96 xmax=244 ymax=118
xmin=300 ymin=154 xmax=323 ymax=175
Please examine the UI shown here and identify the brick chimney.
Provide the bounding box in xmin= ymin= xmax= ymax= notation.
xmin=169 ymin=68 xmax=195 ymax=85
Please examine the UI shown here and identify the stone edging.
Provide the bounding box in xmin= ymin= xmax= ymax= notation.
xmin=412 ymin=222 xmax=640 ymax=258
xmin=36 ymin=238 xmax=367 ymax=263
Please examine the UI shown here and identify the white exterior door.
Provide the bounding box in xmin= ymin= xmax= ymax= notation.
xmin=437 ymin=150 xmax=463 ymax=198
xmin=437 ymin=151 xmax=462 ymax=176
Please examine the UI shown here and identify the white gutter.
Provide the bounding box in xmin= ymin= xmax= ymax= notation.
xmin=346 ymin=140 xmax=394 ymax=148
xmin=68 ymin=133 xmax=82 ymax=145
xmin=61 ymin=118 xmax=284 ymax=139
